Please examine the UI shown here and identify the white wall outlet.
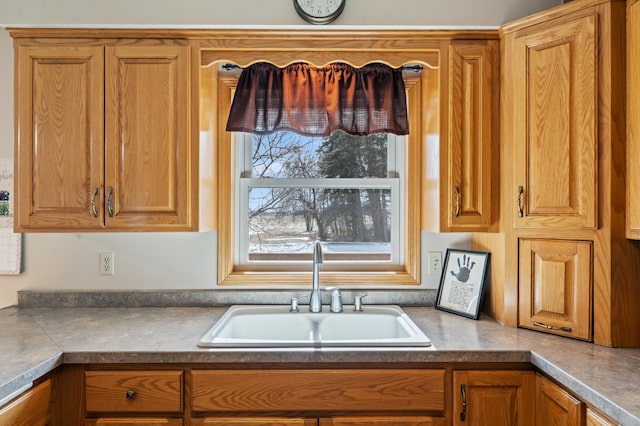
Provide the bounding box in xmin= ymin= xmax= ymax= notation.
xmin=428 ymin=251 xmax=442 ymax=276
xmin=99 ymin=252 xmax=115 ymax=276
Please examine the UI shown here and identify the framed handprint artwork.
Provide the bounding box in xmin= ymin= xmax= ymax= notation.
xmin=435 ymin=249 xmax=490 ymax=319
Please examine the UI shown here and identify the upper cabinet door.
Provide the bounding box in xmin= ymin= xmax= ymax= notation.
xmin=627 ymin=0 xmax=640 ymax=239
xmin=15 ymin=45 xmax=104 ymax=231
xmin=447 ymin=41 xmax=499 ymax=231
xmin=105 ymin=45 xmax=191 ymax=230
xmin=509 ymin=13 xmax=598 ymax=229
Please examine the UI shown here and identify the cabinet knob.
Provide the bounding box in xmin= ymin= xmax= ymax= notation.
xmin=125 ymin=390 xmax=136 ymax=400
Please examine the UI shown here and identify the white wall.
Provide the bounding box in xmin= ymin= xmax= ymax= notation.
xmin=0 ymin=0 xmax=562 ymax=308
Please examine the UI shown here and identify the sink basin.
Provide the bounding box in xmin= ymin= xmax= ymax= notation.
xmin=198 ymin=305 xmax=431 ymax=348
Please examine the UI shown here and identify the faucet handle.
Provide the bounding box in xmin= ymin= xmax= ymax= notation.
xmin=328 ymin=287 xmax=342 ymax=313
xmin=353 ymin=293 xmax=368 ymax=312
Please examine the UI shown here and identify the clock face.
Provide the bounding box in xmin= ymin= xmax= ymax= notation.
xmin=294 ymin=0 xmax=346 ymax=24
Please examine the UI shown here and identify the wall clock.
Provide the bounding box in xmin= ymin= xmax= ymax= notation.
xmin=293 ymin=0 xmax=346 ymax=25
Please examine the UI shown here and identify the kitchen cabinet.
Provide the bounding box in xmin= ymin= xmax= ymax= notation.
xmin=0 ymin=379 xmax=51 ymax=425
xmin=190 ymin=369 xmax=445 ymax=414
xmin=627 ymin=0 xmax=640 ymax=239
xmin=191 ymin=419 xmax=316 ymax=426
xmin=586 ymin=408 xmax=617 ymax=426
xmin=482 ymin=0 xmax=640 ymax=347
xmin=518 ymin=239 xmax=592 ymax=341
xmin=85 ymin=420 xmax=182 ymax=425
xmin=47 ymin=363 xmax=628 ymax=426
xmin=319 ymin=417 xmax=445 ymax=425
xmin=84 ymin=370 xmax=183 ymax=425
xmin=535 ymin=374 xmax=584 ymax=426
xmin=509 ymin=11 xmax=597 ymax=230
xmin=447 ymin=40 xmax=499 ymax=232
xmin=191 ymin=417 xmax=444 ymax=425
xmin=12 ymin=35 xmax=195 ymax=232
xmin=452 ymin=370 xmax=535 ymax=426
xmin=441 ymin=39 xmax=499 ymax=232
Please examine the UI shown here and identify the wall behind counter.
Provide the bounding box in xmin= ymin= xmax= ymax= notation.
xmin=0 ymin=0 xmax=562 ymax=308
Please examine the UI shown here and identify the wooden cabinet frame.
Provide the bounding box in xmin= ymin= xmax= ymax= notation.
xmin=9 ymin=31 xmax=209 ymax=232
xmin=474 ymin=0 xmax=640 ymax=348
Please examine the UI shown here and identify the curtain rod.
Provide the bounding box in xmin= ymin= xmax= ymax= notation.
xmin=221 ymin=63 xmax=423 ymax=72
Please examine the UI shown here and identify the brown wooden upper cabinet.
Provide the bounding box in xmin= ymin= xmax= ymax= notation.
xmin=507 ymin=11 xmax=598 ymax=230
xmin=446 ymin=40 xmax=499 ymax=232
xmin=627 ymin=0 xmax=640 ymax=239
xmin=13 ymin=40 xmax=194 ymax=232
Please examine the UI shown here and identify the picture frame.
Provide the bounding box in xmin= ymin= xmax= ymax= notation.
xmin=435 ymin=249 xmax=490 ymax=320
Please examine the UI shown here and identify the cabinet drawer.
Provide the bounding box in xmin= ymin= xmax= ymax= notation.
xmin=0 ymin=379 xmax=51 ymax=425
xmin=85 ymin=420 xmax=182 ymax=426
xmin=85 ymin=371 xmax=183 ymax=413
xmin=191 ymin=369 xmax=445 ymax=413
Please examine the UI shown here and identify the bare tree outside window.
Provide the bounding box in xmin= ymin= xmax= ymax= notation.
xmin=244 ymin=131 xmax=396 ymax=262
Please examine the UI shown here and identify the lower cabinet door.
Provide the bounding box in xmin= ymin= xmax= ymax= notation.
xmin=85 ymin=419 xmax=182 ymax=426
xmin=535 ymin=374 xmax=584 ymax=426
xmin=586 ymin=408 xmax=617 ymax=426
xmin=190 ymin=418 xmax=316 ymax=426
xmin=0 ymin=379 xmax=51 ymax=426
xmin=453 ymin=370 xmax=535 ymax=426
xmin=518 ymin=238 xmax=592 ymax=341
xmin=319 ymin=416 xmax=445 ymax=425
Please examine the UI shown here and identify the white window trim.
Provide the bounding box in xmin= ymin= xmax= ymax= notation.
xmin=234 ymin=132 xmax=406 ymax=271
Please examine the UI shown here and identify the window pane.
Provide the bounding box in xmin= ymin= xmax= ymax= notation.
xmin=250 ymin=131 xmax=390 ymax=179
xmin=248 ymin=187 xmax=392 ymax=261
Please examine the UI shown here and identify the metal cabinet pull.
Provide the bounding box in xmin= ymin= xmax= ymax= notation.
xmin=454 ymin=186 xmax=461 ymax=218
xmin=125 ymin=390 xmax=136 ymax=400
xmin=460 ymin=384 xmax=467 ymax=421
xmin=107 ymin=187 xmax=114 ymax=217
xmin=533 ymin=321 xmax=572 ymax=332
xmin=517 ymin=185 xmax=524 ymax=217
xmin=91 ymin=188 xmax=99 ymax=217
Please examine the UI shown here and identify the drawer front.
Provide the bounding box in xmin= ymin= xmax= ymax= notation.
xmin=85 ymin=371 xmax=183 ymax=413
xmin=191 ymin=369 xmax=445 ymax=413
xmin=85 ymin=419 xmax=183 ymax=426
xmin=0 ymin=379 xmax=51 ymax=425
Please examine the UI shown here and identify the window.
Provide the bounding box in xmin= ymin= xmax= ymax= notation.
xmin=199 ymin=32 xmax=440 ymax=287
xmin=235 ymin=131 xmax=405 ymax=271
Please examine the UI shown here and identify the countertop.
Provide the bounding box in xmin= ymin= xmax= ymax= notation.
xmin=1 ymin=305 xmax=638 ymax=425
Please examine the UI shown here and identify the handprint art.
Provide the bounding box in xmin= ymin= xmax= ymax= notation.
xmin=450 ymin=254 xmax=475 ymax=282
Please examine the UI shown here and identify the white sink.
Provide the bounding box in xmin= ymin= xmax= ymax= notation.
xmin=198 ymin=305 xmax=431 ymax=348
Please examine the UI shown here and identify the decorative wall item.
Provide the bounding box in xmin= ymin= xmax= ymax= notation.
xmin=0 ymin=159 xmax=21 ymax=275
xmin=435 ymin=249 xmax=490 ymax=319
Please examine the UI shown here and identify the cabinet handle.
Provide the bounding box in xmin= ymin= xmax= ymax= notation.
xmin=454 ymin=186 xmax=461 ymax=218
xmin=533 ymin=321 xmax=572 ymax=332
xmin=125 ymin=390 xmax=136 ymax=400
xmin=107 ymin=187 xmax=114 ymax=217
xmin=517 ymin=185 xmax=524 ymax=217
xmin=91 ymin=188 xmax=99 ymax=218
xmin=460 ymin=384 xmax=467 ymax=421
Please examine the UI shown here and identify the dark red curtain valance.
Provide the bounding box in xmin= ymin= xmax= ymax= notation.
xmin=226 ymin=62 xmax=409 ymax=137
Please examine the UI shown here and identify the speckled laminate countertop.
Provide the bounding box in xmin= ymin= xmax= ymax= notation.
xmin=0 ymin=305 xmax=638 ymax=425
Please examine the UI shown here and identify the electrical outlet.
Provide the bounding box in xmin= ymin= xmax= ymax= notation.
xmin=428 ymin=251 xmax=442 ymax=276
xmin=99 ymin=252 xmax=115 ymax=276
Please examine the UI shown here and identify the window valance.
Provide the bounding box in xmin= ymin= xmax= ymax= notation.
xmin=225 ymin=62 xmax=409 ymax=137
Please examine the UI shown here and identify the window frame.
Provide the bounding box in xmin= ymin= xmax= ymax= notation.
xmin=198 ymin=32 xmax=443 ymax=288
xmin=235 ymin=131 xmax=404 ymax=269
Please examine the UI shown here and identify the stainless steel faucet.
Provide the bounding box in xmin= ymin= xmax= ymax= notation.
xmin=309 ymin=240 xmax=323 ymax=313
